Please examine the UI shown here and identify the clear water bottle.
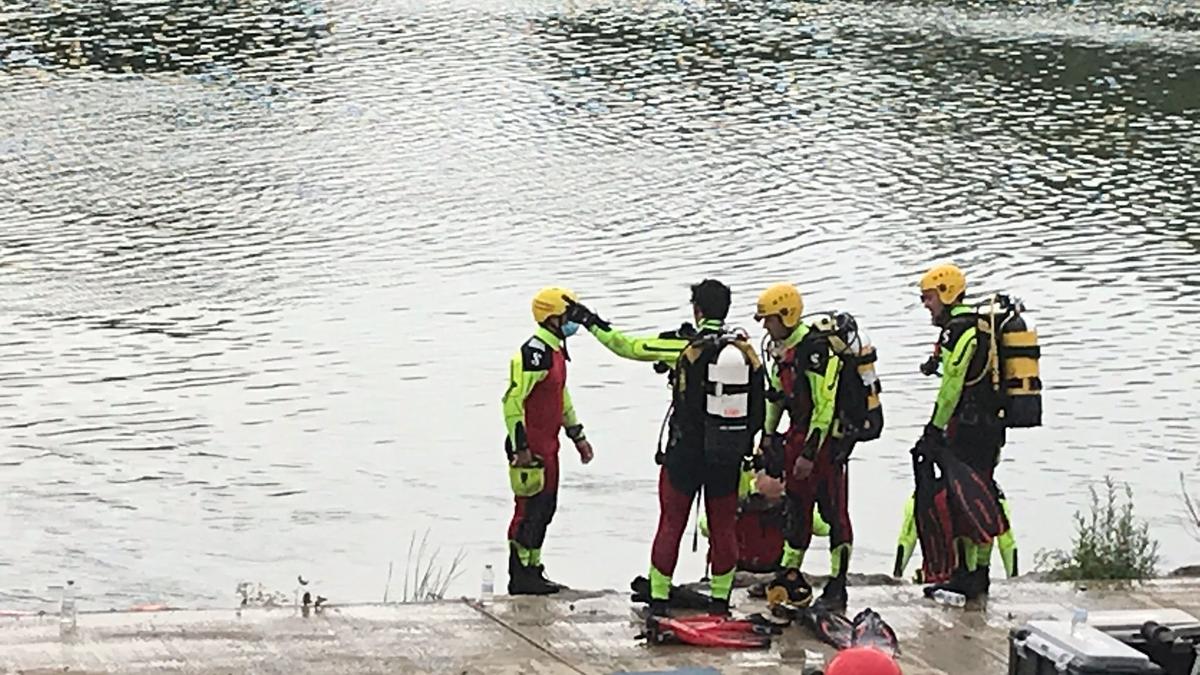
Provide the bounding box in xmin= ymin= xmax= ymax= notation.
xmin=801 ymin=649 xmax=826 ymax=674
xmin=1071 ymin=607 xmax=1088 ymax=634
xmin=59 ymin=580 xmax=77 ymax=638
xmin=481 ymin=564 xmax=494 ymax=604
xmin=931 ymin=588 xmax=967 ymax=608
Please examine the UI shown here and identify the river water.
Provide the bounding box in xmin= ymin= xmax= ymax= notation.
xmin=1 ymin=0 xmax=1198 ymax=610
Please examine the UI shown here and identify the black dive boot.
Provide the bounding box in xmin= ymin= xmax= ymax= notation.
xmin=818 ymin=547 xmax=850 ymax=612
xmin=974 ymin=566 xmax=992 ymax=597
xmin=815 ymin=576 xmax=848 ymax=613
xmin=923 ymin=566 xmax=988 ymax=601
xmin=707 ymin=597 xmax=731 ymax=617
xmin=507 ymin=546 xmax=558 ymax=596
xmin=647 ymin=599 xmax=671 ymax=618
xmin=923 ymin=567 xmax=965 ymax=599
xmin=531 ymin=564 xmax=568 ymax=591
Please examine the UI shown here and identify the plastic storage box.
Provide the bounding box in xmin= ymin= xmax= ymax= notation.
xmin=1088 ymin=610 xmax=1200 ymax=675
xmin=1009 ymin=620 xmax=1164 ymax=674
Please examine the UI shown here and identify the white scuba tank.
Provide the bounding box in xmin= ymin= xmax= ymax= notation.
xmin=707 ymin=343 xmax=750 ymax=420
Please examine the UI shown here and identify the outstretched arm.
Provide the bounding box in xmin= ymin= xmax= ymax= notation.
xmin=589 ymin=324 xmax=691 ymax=363
xmin=567 ymin=300 xmax=692 ymax=364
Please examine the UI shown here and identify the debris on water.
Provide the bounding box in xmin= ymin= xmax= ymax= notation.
xmin=235 ymin=581 xmax=289 ymax=609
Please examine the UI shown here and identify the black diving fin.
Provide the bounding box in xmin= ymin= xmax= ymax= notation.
xmin=763 ymin=602 xmax=855 ymax=650
xmin=851 ymin=607 xmax=900 ymax=658
xmin=913 ymin=448 xmax=956 ymax=584
xmin=933 ymin=449 xmax=1008 ymax=544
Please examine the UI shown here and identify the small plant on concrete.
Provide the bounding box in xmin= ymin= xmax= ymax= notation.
xmin=1035 ymin=476 xmax=1160 ymax=581
xmin=395 ymin=529 xmax=466 ymax=603
xmin=1183 ymin=473 xmax=1200 ymax=543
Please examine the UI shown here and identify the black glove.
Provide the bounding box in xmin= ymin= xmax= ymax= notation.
xmin=921 ymin=423 xmax=944 ymax=446
xmin=920 ymin=355 xmax=941 ymax=377
xmin=758 ymin=434 xmax=785 ymax=478
xmin=505 ymin=423 xmax=529 ymax=457
xmin=564 ymin=299 xmax=610 ymax=330
xmin=674 ymin=322 xmax=697 ymax=338
xmin=830 ymin=437 xmax=856 ymax=465
xmin=800 ymin=433 xmax=821 ymax=462
xmin=914 ymin=423 xmax=945 ymax=459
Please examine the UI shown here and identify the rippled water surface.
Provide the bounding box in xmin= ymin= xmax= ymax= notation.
xmin=1 ymin=0 xmax=1198 ymax=609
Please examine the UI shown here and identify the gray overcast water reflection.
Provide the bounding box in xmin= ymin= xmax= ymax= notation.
xmin=0 ymin=0 xmax=1198 ymax=609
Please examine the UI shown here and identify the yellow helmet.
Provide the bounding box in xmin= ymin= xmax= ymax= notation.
xmin=754 ymin=283 xmax=804 ymax=328
xmin=919 ymin=264 xmax=966 ymax=304
xmin=531 ymin=286 xmax=577 ymax=324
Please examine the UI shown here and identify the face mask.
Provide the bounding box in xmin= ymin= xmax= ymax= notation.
xmin=561 ymin=321 xmax=580 ymax=337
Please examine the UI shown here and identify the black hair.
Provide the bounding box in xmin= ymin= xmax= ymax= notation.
xmin=690 ymin=279 xmax=731 ymax=320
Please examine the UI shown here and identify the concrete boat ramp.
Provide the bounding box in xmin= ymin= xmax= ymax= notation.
xmin=1 ymin=578 xmax=1198 ymax=674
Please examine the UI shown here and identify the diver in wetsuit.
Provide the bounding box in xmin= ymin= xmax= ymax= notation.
xmin=568 ymin=279 xmax=766 ymax=617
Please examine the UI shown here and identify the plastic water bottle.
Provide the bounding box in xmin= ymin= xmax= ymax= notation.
xmin=481 ymin=564 xmax=494 ymax=604
xmin=801 ymin=649 xmax=826 ymax=674
xmin=1071 ymin=607 xmax=1088 ymax=634
xmin=931 ymin=588 xmax=967 ymax=608
xmin=59 ymin=580 xmax=77 ymax=638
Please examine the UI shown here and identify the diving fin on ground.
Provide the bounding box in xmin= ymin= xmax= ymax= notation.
xmin=746 ymin=611 xmax=793 ymax=631
xmin=770 ymin=604 xmax=897 ymax=656
xmin=913 ymin=449 xmax=955 ymax=584
xmin=851 ymin=608 xmax=900 ymax=658
xmin=639 ymin=615 xmax=772 ymax=649
xmin=668 ymin=613 xmax=784 ymax=636
xmin=630 ymin=576 xmax=712 ymax=610
xmin=932 ymin=449 xmax=1008 ymax=543
xmin=793 ymin=603 xmax=855 ymax=651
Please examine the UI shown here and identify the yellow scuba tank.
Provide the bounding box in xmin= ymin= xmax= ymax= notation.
xmin=975 ymin=294 xmax=1042 ymax=428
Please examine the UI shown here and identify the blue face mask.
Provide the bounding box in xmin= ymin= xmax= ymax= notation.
xmin=561 ymin=321 xmax=580 ymax=337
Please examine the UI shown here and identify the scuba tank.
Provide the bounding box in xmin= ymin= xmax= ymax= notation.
xmin=807 ymin=311 xmax=885 ymax=443
xmin=708 ymin=341 xmax=751 ymax=419
xmin=699 ymin=331 xmax=761 ymax=466
xmin=973 ymin=294 xmax=1043 ymax=428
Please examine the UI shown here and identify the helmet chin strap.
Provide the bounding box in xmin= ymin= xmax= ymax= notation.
xmin=759 ymin=324 xmax=787 ymax=360
xmin=768 ymin=341 xmax=786 ymax=360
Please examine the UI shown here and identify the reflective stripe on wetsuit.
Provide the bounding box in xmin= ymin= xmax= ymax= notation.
xmin=931 ymin=304 xmax=976 ymax=431
xmin=764 ymin=322 xmax=840 ymax=450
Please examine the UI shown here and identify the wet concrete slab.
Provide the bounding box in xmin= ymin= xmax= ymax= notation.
xmin=1 ymin=579 xmax=1197 ymax=674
